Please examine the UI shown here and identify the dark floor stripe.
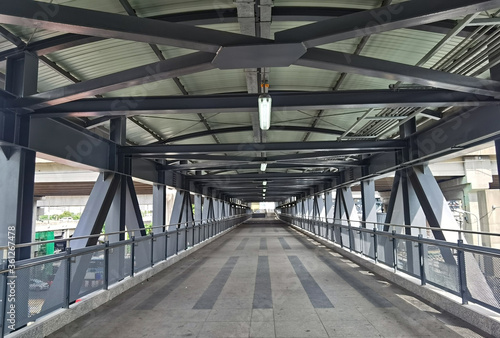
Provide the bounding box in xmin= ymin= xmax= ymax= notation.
xmin=236 ymin=238 xmax=249 ymax=250
xmin=253 ymin=256 xmax=272 ymax=309
xmin=135 ymin=257 xmax=209 ymax=310
xmin=290 ymin=231 xmax=317 ymax=250
xmin=259 ymin=238 xmax=267 ymax=250
xmin=278 ymin=237 xmax=291 ymax=250
xmin=317 ymin=253 xmax=393 ymax=308
xmin=193 ymin=256 xmax=239 ymax=309
xmin=288 ymin=255 xmax=334 ymax=308
xmin=290 ymin=229 xmax=392 ymax=308
xmin=261 ymin=228 xmax=266 ymax=233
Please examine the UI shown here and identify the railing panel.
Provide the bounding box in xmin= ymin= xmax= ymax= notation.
xmin=7 ymin=261 xmax=66 ymax=332
xmin=0 ymin=215 xmax=249 ymax=333
xmin=153 ymin=235 xmax=165 ymax=265
xmin=70 ymin=250 xmax=105 ymax=302
xmin=465 ymin=251 xmax=500 ymax=311
xmin=109 ymin=244 xmax=131 ymax=285
xmin=424 ymin=244 xmax=460 ymax=294
xmin=363 ymin=232 xmax=375 ymax=259
xmin=134 ymin=239 xmax=151 ymax=273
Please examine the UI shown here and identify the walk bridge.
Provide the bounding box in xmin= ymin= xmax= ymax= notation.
xmin=2 ymin=0 xmax=500 ymax=337
xmin=17 ymin=218 xmax=500 ymax=338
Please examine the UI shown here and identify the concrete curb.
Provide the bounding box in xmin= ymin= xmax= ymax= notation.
xmin=7 ymin=223 xmax=243 ymax=338
xmin=289 ymin=224 xmax=500 ymax=338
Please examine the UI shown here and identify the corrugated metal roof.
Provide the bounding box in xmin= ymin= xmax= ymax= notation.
xmin=1 ymin=0 xmax=499 ymax=183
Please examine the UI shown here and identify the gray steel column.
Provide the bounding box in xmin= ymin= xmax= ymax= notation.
xmin=361 ymin=180 xmax=377 ymax=226
xmin=153 ymin=183 xmax=167 ymax=229
xmin=106 ymin=117 xmax=127 ymax=242
xmin=1 ymin=52 xmax=38 ymax=331
xmin=194 ymin=194 xmax=202 ymax=223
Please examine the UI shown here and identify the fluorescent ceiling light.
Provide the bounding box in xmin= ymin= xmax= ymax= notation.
xmin=258 ymin=94 xmax=272 ymax=131
xmin=263 ymin=189 xmax=266 ymax=192
xmin=263 ymin=181 xmax=267 ymax=186
xmin=260 ymin=163 xmax=267 ymax=171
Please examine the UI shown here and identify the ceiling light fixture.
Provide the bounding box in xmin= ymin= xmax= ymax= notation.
xmin=263 ymin=180 xmax=267 ymax=186
xmin=260 ymin=163 xmax=267 ymax=172
xmin=258 ymin=81 xmax=271 ymax=131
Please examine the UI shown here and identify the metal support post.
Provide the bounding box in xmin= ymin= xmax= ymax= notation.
xmin=164 ymin=233 xmax=169 ymax=260
xmin=418 ymin=235 xmax=426 ymax=285
xmin=104 ymin=242 xmax=110 ymax=290
xmin=65 ymin=247 xmax=72 ymax=308
xmin=131 ymin=236 xmax=135 ymax=277
xmin=392 ymin=231 xmax=398 ymax=273
xmin=151 ymin=233 xmax=155 ymax=267
xmin=457 ymin=240 xmax=469 ymax=305
xmin=176 ymin=227 xmax=179 ymax=254
xmin=373 ymin=228 xmax=378 ymax=263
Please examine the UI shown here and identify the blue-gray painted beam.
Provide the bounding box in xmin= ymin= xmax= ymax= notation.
xmin=121 ymin=140 xmax=406 ymax=156
xmin=5 ymin=51 xmax=38 ymax=97
xmin=155 ymin=125 xmax=343 ymax=144
xmin=361 ymin=180 xmax=377 ymax=224
xmin=27 ymin=89 xmax=500 ymax=117
xmin=416 ymin=105 xmax=500 ymax=161
xmin=276 ymin=0 xmax=500 ymax=48
xmin=0 ymin=0 xmax=269 ymax=53
xmin=17 ymin=52 xmax=216 ymax=110
xmin=0 ymin=9 xmax=472 ymax=62
xmin=296 ymin=48 xmax=500 ymax=97
xmin=164 ymin=161 xmax=362 ymax=171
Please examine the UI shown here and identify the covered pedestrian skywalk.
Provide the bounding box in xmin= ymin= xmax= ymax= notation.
xmin=2 ymin=0 xmax=500 ymax=337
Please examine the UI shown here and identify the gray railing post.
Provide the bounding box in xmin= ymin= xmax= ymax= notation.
xmin=457 ymin=240 xmax=469 ymax=305
xmin=392 ymin=231 xmax=397 ymax=273
xmin=373 ymin=228 xmax=378 ymax=263
xmin=150 ymin=233 xmax=155 ymax=267
xmin=339 ymin=224 xmax=343 ymax=248
xmin=418 ymin=235 xmax=426 ymax=285
xmin=164 ymin=233 xmax=169 ymax=260
xmin=104 ymin=241 xmax=109 ymax=290
xmin=131 ymin=236 xmax=135 ymax=277
xmin=2 ymin=268 xmax=9 ymax=336
xmin=348 ymin=221 xmax=353 ymax=252
xmin=176 ymin=227 xmax=179 ymax=254
xmin=65 ymin=247 xmax=72 ymax=308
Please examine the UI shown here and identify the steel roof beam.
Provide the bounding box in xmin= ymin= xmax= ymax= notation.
xmin=26 ymin=89 xmax=500 ymax=117
xmin=275 ymin=0 xmax=500 ymax=48
xmin=0 ymin=11 xmax=472 ymax=62
xmin=0 ymin=0 xmax=270 ymax=53
xmin=296 ymin=49 xmax=500 ymax=98
xmin=154 ymin=125 xmax=343 ymax=144
xmin=165 ymin=161 xmax=361 ymax=171
xmin=16 ymin=52 xmax=216 ymax=110
xmin=132 ymin=149 xmax=402 ymax=160
xmin=120 ymin=140 xmax=406 ymax=156
xmin=188 ymin=173 xmax=337 ymax=181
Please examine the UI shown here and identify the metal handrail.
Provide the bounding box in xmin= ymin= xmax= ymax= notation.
xmin=0 ymin=215 xmax=245 ymax=250
xmin=278 ymin=213 xmax=500 ymax=237
xmin=0 ymin=214 xmax=250 ymax=274
xmin=278 ymin=214 xmax=500 ymax=258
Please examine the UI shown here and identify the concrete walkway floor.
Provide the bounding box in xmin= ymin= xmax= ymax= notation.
xmin=48 ymin=220 xmax=492 ymax=338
